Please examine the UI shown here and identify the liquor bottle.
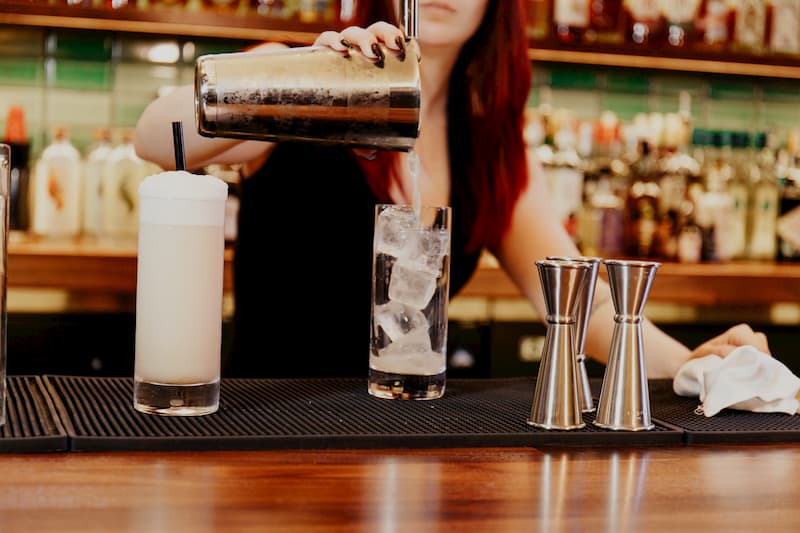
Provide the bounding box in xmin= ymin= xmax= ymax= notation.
xmin=545 ymin=125 xmax=585 ymax=243
xmin=101 ymin=129 xmax=160 ymax=241
xmin=553 ymin=0 xmax=591 ymax=44
xmin=777 ymin=130 xmax=800 ymax=261
xmin=204 ymin=163 xmax=241 ymax=243
xmin=623 ymin=139 xmax=661 ymax=258
xmin=81 ymin=128 xmax=113 ymax=236
xmin=747 ymin=132 xmax=779 ymax=260
xmin=3 ymin=105 xmax=31 ymax=231
xmin=661 ymin=0 xmax=703 ymax=48
xmin=677 ymin=128 xmax=710 ymax=263
xmin=581 ymin=114 xmax=626 ymax=257
xmin=766 ymin=0 xmax=800 ymax=56
xmin=587 ymin=0 xmax=624 ymax=44
xmin=527 ymin=0 xmax=552 ymax=41
xmin=698 ymin=0 xmax=734 ymax=51
xmin=657 ymin=113 xmax=700 ymax=260
xmin=726 ymin=131 xmax=751 ymax=259
xmin=700 ymin=131 xmax=737 ymax=262
xmin=30 ymin=127 xmax=82 ymax=239
xmin=624 ymin=0 xmax=665 ymax=46
xmin=731 ymin=0 xmax=767 ymax=55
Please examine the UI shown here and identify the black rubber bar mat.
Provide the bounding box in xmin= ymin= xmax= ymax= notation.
xmin=1 ymin=376 xmax=68 ymax=453
xmin=43 ymin=375 xmax=681 ymax=451
xmin=645 ymin=379 xmax=800 ymax=445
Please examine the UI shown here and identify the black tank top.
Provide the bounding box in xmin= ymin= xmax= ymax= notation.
xmin=228 ymin=143 xmax=482 ymax=378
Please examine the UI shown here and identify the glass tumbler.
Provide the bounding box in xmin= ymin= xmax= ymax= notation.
xmin=368 ymin=204 xmax=451 ymax=400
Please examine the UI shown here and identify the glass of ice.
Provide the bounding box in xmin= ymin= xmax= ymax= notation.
xmin=368 ymin=204 xmax=451 ymax=400
xmin=133 ymin=171 xmax=228 ymax=416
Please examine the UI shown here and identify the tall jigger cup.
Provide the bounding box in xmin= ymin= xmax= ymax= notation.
xmin=528 ymin=259 xmax=591 ymax=430
xmin=547 ymin=256 xmax=601 ymax=413
xmin=594 ymin=259 xmax=661 ymax=431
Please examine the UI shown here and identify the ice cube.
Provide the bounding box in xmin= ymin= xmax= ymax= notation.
xmin=388 ymin=261 xmax=439 ymax=309
xmin=369 ymin=352 xmax=446 ymax=376
xmin=406 ymin=227 xmax=450 ymax=274
xmin=371 ymin=327 xmax=446 ymax=376
xmin=374 ymin=300 xmax=429 ymax=341
xmin=375 ymin=205 xmax=418 ymax=258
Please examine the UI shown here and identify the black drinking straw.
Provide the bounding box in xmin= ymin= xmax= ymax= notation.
xmin=172 ymin=121 xmax=186 ymax=171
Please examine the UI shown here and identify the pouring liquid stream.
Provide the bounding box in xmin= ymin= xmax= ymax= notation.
xmin=407 ymin=149 xmax=422 ymax=223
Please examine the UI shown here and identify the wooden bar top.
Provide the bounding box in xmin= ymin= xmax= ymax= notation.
xmin=8 ymin=233 xmax=800 ymax=306
xmin=0 ymin=445 xmax=798 ymax=531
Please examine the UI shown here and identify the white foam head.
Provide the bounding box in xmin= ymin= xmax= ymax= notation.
xmin=139 ymin=170 xmax=228 ymax=226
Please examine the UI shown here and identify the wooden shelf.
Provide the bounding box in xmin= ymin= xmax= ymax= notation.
xmin=459 ymin=254 xmax=800 ymax=307
xmin=7 ymin=234 xmax=800 ymax=307
xmin=0 ymin=3 xmax=330 ymax=43
xmin=7 ymin=233 xmax=233 ymax=294
xmin=5 ymin=5 xmax=800 ymax=80
xmin=528 ymin=47 xmax=800 ymax=80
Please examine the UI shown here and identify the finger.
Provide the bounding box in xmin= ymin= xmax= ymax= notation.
xmin=725 ymin=323 xmax=768 ymax=349
xmin=753 ymin=332 xmax=771 ymax=354
xmin=314 ymin=30 xmax=345 ymax=49
xmin=339 ymin=26 xmax=381 ymax=59
xmin=366 ymin=21 xmax=406 ymax=49
xmin=692 ymin=343 xmax=737 ymax=359
xmin=689 ymin=341 xmax=735 ymax=359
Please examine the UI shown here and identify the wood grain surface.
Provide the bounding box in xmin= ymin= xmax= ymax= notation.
xmin=0 ymin=445 xmax=798 ymax=532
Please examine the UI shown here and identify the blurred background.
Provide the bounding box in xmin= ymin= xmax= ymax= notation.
xmin=1 ymin=0 xmax=800 ymax=379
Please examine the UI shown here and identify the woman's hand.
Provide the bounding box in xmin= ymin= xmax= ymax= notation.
xmin=690 ymin=323 xmax=771 ymax=359
xmin=314 ymin=22 xmax=407 ymax=65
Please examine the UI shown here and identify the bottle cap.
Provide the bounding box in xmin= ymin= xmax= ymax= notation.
xmin=4 ymin=105 xmax=27 ymax=144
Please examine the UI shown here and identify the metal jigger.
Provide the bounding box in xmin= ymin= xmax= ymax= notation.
xmin=594 ymin=259 xmax=660 ymax=431
xmin=547 ymin=256 xmax=601 ymax=413
xmin=528 ymin=259 xmax=591 ymax=430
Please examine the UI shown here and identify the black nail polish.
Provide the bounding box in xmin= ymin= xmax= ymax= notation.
xmin=395 ymin=36 xmax=406 ymax=61
xmin=371 ymin=43 xmax=385 ymax=65
xmin=341 ymin=39 xmax=354 ymax=49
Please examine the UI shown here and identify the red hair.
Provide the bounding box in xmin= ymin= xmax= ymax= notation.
xmin=353 ymin=0 xmax=531 ymax=252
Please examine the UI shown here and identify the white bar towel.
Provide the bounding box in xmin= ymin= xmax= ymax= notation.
xmin=673 ymin=345 xmax=800 ymax=417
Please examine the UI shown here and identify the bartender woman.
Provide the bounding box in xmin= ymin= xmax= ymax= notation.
xmin=134 ymin=0 xmax=770 ymax=378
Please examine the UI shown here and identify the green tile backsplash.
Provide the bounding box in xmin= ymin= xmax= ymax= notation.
xmin=1 ymin=25 xmax=799 ymax=160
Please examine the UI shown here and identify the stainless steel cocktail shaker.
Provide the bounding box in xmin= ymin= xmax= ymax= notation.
xmin=194 ymin=1 xmax=421 ymax=151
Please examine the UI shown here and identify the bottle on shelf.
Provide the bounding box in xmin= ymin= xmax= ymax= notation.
xmin=82 ymin=128 xmax=114 ymax=237
xmin=624 ymin=0 xmax=665 ymax=47
xmin=527 ymin=0 xmax=552 ymax=42
xmin=747 ymin=132 xmax=780 ymax=260
xmin=544 ymin=119 xmax=585 ymax=244
xmin=766 ymin=0 xmax=800 ymax=56
xmin=203 ymin=163 xmax=241 ymax=243
xmin=726 ymin=131 xmax=752 ymax=259
xmin=661 ymin=0 xmax=703 ymax=49
xmin=697 ymin=0 xmax=734 ymax=52
xmin=623 ymin=136 xmax=661 ymax=259
xmin=777 ymin=129 xmax=800 ymax=261
xmin=731 ymin=0 xmax=767 ymax=55
xmin=657 ymin=113 xmax=701 ymax=261
xmin=553 ymin=0 xmax=591 ymax=44
xmin=587 ymin=0 xmax=624 ymax=44
xmin=698 ymin=130 xmax=737 ymax=262
xmin=30 ymin=126 xmax=83 ymax=239
xmin=579 ymin=111 xmax=626 ymax=258
xmin=101 ymin=128 xmax=161 ymax=241
xmin=3 ymin=105 xmax=31 ymax=231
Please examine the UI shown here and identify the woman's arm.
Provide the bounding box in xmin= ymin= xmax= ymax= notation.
xmin=491 ymin=149 xmax=769 ymax=378
xmin=133 ymin=42 xmax=291 ymax=171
